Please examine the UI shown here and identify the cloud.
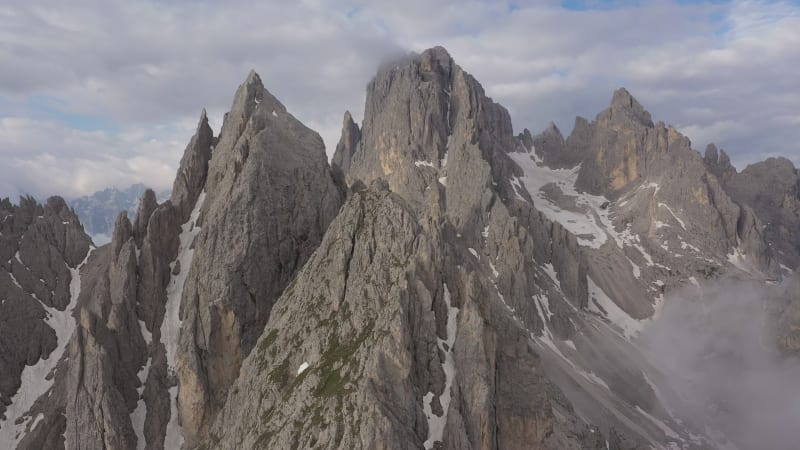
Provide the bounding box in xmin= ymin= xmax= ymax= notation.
xmin=641 ymin=278 xmax=800 ymax=450
xmin=0 ymin=0 xmax=798 ymax=199
xmin=0 ymin=117 xmax=188 ymax=199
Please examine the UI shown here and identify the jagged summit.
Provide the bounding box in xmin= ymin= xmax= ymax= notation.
xmin=170 ymin=109 xmax=213 ymax=222
xmin=331 ymin=110 xmax=360 ymax=174
xmin=703 ymin=143 xmax=736 ymax=181
xmin=422 ymin=45 xmax=453 ymax=63
xmin=602 ymin=87 xmax=654 ymax=127
xmin=609 ymin=87 xmax=637 ymax=109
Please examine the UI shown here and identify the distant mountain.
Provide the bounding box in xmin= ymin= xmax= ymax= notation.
xmin=69 ymin=183 xmax=170 ymax=245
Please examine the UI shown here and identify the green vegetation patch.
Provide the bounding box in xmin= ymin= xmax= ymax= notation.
xmin=312 ymin=321 xmax=374 ymax=398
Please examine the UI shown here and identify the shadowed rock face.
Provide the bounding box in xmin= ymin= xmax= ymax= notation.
xmin=3 ymin=46 xmax=798 ymax=450
xmin=331 ymin=111 xmax=361 ymax=175
xmin=724 ymin=157 xmax=800 ymax=269
xmin=0 ymin=196 xmax=91 ymax=428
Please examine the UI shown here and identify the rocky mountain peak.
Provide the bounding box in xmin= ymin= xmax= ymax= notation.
xmin=533 ymin=121 xmax=576 ymax=167
xmin=243 ymin=69 xmax=264 ymax=96
xmin=343 ymin=45 xmax=517 ymax=239
xmin=601 ymin=87 xmax=654 ymax=128
xmin=111 ymin=210 xmax=133 ymax=257
xmin=331 ymin=110 xmax=361 ymax=174
xmin=545 ymin=120 xmax=561 ymax=135
xmin=132 ymin=188 xmax=157 ymax=246
xmin=703 ymin=143 xmax=736 ymax=181
xmin=170 ymin=109 xmax=213 ymax=223
xmin=419 ymin=45 xmax=454 ymax=79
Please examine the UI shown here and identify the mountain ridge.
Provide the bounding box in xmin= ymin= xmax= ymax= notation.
xmin=1 ymin=46 xmax=797 ymax=450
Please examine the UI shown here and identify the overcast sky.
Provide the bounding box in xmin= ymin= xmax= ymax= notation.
xmin=1 ymin=0 xmax=798 ymax=200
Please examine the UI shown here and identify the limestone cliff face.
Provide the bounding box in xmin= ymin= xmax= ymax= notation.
xmin=331 ymin=111 xmax=361 ymax=175
xmin=207 ymin=48 xmax=622 ymax=450
xmin=174 ymin=71 xmax=344 ymax=447
xmin=724 ymin=157 xmax=800 ymax=270
xmin=207 ymin=182 xmax=598 ymax=450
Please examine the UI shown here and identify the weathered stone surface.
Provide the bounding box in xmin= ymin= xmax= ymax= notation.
xmin=0 ymin=195 xmax=91 ymax=427
xmin=534 ymin=121 xmax=587 ymax=169
xmin=206 ymin=181 xmax=594 ymax=449
xmin=174 ymin=70 xmax=345 ymax=447
xmin=64 ymin=222 xmax=147 ymax=450
xmin=725 ymin=157 xmax=800 ymax=269
xmin=170 ymin=109 xmax=214 ymax=224
xmin=331 ymin=110 xmax=361 ymax=175
xmin=703 ymin=143 xmax=736 ymax=183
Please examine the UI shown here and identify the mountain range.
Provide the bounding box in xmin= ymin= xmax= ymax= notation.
xmin=1 ymin=46 xmax=798 ymax=450
xmin=69 ymin=184 xmax=171 ymax=246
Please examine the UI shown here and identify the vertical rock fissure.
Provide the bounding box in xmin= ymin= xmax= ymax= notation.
xmin=161 ymin=191 xmax=206 ymax=448
xmin=422 ymin=282 xmax=458 ymax=449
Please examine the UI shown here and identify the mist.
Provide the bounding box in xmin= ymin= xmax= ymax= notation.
xmin=640 ymin=278 xmax=800 ymax=450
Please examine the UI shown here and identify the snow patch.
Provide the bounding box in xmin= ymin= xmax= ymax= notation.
xmin=297 ymin=362 xmax=310 ymax=375
xmin=634 ymin=406 xmax=681 ymax=440
xmin=423 ymin=284 xmax=458 ymax=450
xmin=508 ymin=155 xmax=607 ymax=248
xmin=467 ymin=248 xmax=478 ymax=259
xmin=8 ymin=270 xmax=22 ymax=289
xmin=630 ymin=259 xmax=641 ymax=279
xmin=508 ymin=151 xmax=624 ymax=250
xmin=620 ymin=225 xmax=655 ymax=266
xmin=658 ymin=203 xmax=686 ymax=230
xmin=131 ymin=356 xmax=152 ymax=450
xmin=680 ymin=241 xmax=700 ymax=253
xmin=488 ymin=262 xmax=500 ymax=278
xmin=139 ymin=320 xmax=152 ymax=345
xmin=28 ymin=414 xmax=44 ymax=432
xmin=414 ymin=160 xmax=436 ymax=168
xmin=542 ymin=263 xmax=560 ymax=289
xmin=587 ymin=277 xmax=644 ymax=339
xmin=532 ymin=295 xmax=611 ymax=392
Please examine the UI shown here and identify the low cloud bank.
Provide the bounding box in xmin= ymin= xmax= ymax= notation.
xmin=641 ymin=278 xmax=800 ymax=450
